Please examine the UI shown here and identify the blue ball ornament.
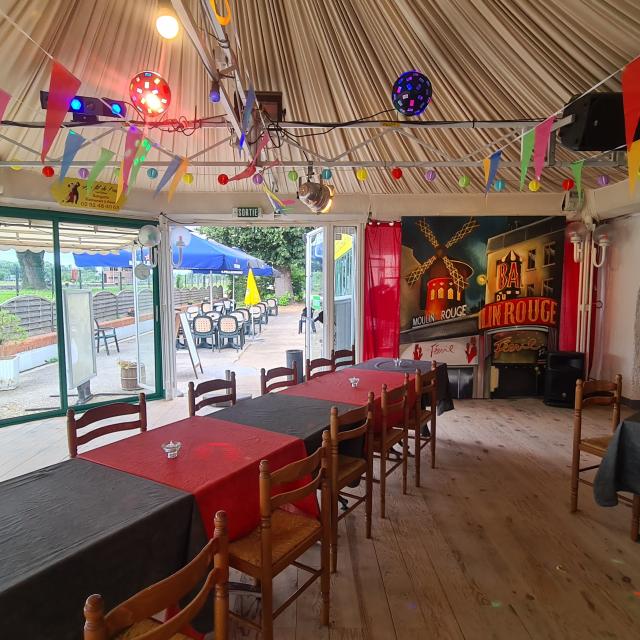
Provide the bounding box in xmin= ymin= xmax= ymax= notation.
xmin=147 ymin=167 xmax=158 ymax=179
xmin=392 ymin=70 xmax=432 ymax=116
xmin=494 ymin=178 xmax=505 ymax=192
xmin=321 ymin=168 xmax=332 ymax=180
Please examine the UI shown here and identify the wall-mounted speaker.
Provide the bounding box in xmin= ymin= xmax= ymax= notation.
xmin=543 ymin=351 xmax=585 ymax=407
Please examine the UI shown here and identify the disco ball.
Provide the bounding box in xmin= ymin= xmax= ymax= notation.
xmin=391 ymin=70 xmax=432 ymax=116
xmin=129 ymin=71 xmax=171 ymax=117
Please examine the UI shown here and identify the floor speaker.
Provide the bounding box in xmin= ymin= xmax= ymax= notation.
xmin=543 ymin=351 xmax=585 ymax=407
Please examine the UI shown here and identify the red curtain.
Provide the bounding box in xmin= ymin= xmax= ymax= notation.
xmin=559 ymin=236 xmax=580 ymax=351
xmin=363 ymin=222 xmax=401 ymax=360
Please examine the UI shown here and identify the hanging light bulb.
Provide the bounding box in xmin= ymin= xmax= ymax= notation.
xmin=156 ymin=1 xmax=180 ymax=40
xmin=210 ymin=78 xmax=221 ymax=103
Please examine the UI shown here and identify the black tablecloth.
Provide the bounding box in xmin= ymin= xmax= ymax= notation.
xmin=214 ymin=392 xmax=358 ymax=454
xmin=594 ymin=412 xmax=640 ymax=507
xmin=351 ymin=358 xmax=455 ymax=414
xmin=0 ymin=458 xmax=205 ymax=640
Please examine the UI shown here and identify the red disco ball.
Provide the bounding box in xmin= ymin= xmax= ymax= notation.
xmin=42 ymin=166 xmax=54 ymax=178
xmin=218 ymin=173 xmax=229 ymax=185
xmin=391 ymin=167 xmax=403 ymax=180
xmin=562 ymin=178 xmax=575 ymax=191
xmin=129 ymin=71 xmax=171 ymax=117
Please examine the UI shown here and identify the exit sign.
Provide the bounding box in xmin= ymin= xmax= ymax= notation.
xmin=233 ymin=207 xmax=262 ymax=218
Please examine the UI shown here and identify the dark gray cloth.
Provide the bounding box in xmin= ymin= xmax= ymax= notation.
xmin=0 ymin=458 xmax=204 ymax=640
xmin=594 ymin=412 xmax=640 ymax=507
xmin=214 ymin=392 xmax=359 ymax=454
xmin=351 ymin=358 xmax=455 ymax=414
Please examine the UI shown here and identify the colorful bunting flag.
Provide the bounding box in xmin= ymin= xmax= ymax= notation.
xmin=129 ymin=138 xmax=152 ymax=187
xmin=116 ymin=159 xmax=125 ymax=202
xmin=167 ymin=157 xmax=189 ymax=201
xmin=622 ymin=58 xmax=640 ymax=191
xmin=0 ymin=88 xmax=10 ymax=122
xmin=628 ymin=139 xmax=640 ymax=195
xmin=154 ymin=156 xmax=182 ymax=197
xmin=86 ymin=147 xmax=115 ymax=194
xmin=570 ymin=159 xmax=584 ymax=205
xmin=210 ymin=0 xmax=232 ymax=26
xmin=117 ymin=126 xmax=143 ymax=201
xmin=519 ymin=129 xmax=535 ymax=190
xmin=58 ymin=131 xmax=85 ymax=181
xmin=533 ymin=117 xmax=555 ymax=180
xmin=229 ymin=131 xmax=271 ymax=182
xmin=41 ymin=60 xmax=81 ymax=162
xmin=239 ymin=85 xmax=256 ymax=150
xmin=483 ymin=150 xmax=502 ymax=193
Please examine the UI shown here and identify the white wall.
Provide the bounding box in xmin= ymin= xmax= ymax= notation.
xmin=599 ymin=213 xmax=640 ymax=401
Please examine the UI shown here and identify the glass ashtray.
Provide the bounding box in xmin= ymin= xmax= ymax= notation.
xmin=348 ymin=377 xmax=360 ymax=388
xmin=393 ymin=358 xmax=402 ymax=367
xmin=161 ymin=441 xmax=182 ymax=459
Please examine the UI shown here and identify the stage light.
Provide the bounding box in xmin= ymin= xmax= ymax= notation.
xmin=156 ymin=1 xmax=180 ymax=39
xmin=70 ymin=97 xmax=83 ymax=111
xmin=210 ymin=79 xmax=221 ymax=103
xmin=40 ymin=91 xmax=125 ymax=119
xmin=129 ymin=71 xmax=171 ymax=117
xmin=110 ymin=103 xmax=122 ymax=115
xmin=299 ymin=180 xmax=335 ymax=214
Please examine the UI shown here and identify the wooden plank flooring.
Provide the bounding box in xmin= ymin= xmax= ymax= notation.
xmin=1 ymin=397 xmax=639 ymax=638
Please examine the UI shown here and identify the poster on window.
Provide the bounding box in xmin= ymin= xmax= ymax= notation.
xmin=400 ymin=216 xmax=565 ymax=350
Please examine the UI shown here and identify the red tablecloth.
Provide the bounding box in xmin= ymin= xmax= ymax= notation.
xmin=80 ymin=417 xmax=318 ymax=541
xmin=281 ymin=367 xmax=416 ymax=430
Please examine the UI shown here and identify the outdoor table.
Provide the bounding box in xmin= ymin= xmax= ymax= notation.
xmin=214 ymin=392 xmax=357 ymax=454
xmin=594 ymin=411 xmax=640 ymax=507
xmin=0 ymin=458 xmax=198 ymax=640
xmin=80 ymin=416 xmax=317 ymax=541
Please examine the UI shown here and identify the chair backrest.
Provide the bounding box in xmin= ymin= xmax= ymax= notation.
xmin=260 ymin=363 xmax=298 ymax=395
xmin=249 ymin=305 xmax=262 ymax=319
xmin=186 ymin=304 xmax=200 ymax=316
xmin=414 ymin=362 xmax=437 ymax=418
xmin=380 ymin=374 xmax=409 ymax=437
xmin=234 ymin=307 xmax=250 ymax=322
xmin=83 ymin=511 xmax=229 ymax=640
xmin=218 ymin=315 xmax=239 ymax=335
xmin=192 ymin=315 xmax=215 ymax=336
xmin=329 ymin=394 xmax=374 ymax=476
xmin=306 ymin=356 xmax=334 ymax=380
xmin=332 ymin=344 xmax=356 ymax=370
xmin=206 ymin=311 xmax=221 ymax=322
xmin=189 ymin=373 xmax=237 ymax=416
xmin=213 ymin=302 xmax=225 ymax=313
xmin=201 ymin=302 xmax=213 ymax=313
xmin=223 ymin=299 xmax=233 ymax=311
xmin=575 ymin=374 xmax=622 ymax=433
xmin=266 ymin=298 xmax=277 ymax=309
xmin=67 ymin=394 xmax=147 ymax=458
xmin=229 ymin=311 xmax=245 ymax=327
xmin=257 ymin=302 xmax=267 ymax=314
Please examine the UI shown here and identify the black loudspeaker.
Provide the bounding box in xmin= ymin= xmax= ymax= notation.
xmin=558 ymin=92 xmax=629 ymax=151
xmin=543 ymin=351 xmax=585 ymax=407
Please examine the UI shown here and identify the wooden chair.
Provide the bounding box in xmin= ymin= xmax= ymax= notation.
xmin=374 ymin=376 xmax=410 ymax=518
xmin=188 ymin=373 xmax=237 ymax=416
xmin=332 ymin=344 xmax=356 ymax=370
xmin=409 ymin=364 xmax=437 ymax=487
xmin=305 ymin=356 xmax=334 ymax=380
xmin=260 ymin=363 xmax=298 ymax=395
xmin=83 ymin=511 xmax=229 ymax=640
xmin=228 ymin=434 xmax=330 ymax=640
xmin=67 ymin=394 xmax=147 ymax=458
xmin=570 ymin=375 xmax=639 ymax=540
xmin=328 ymin=395 xmax=374 ymax=572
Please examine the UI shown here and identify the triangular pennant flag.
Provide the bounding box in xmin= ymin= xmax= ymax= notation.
xmin=622 ymin=57 xmax=640 ymax=151
xmin=129 ymin=138 xmax=152 ymax=187
xmin=519 ymin=129 xmax=535 ymax=190
xmin=484 ymin=150 xmax=502 ymax=194
xmin=41 ymin=60 xmax=81 ymax=162
xmin=533 ymin=117 xmax=555 ymax=180
xmin=154 ymin=156 xmax=182 ymax=197
xmin=58 ymin=131 xmax=85 ymax=181
xmin=570 ymin=159 xmax=584 ymax=205
xmin=116 ymin=159 xmax=125 ymax=202
xmin=167 ymin=158 xmax=189 ymax=201
xmin=628 ymin=139 xmax=640 ymax=194
xmin=239 ymin=84 xmax=255 ymax=150
xmin=0 ymin=89 xmax=11 ymax=122
xmin=86 ymin=147 xmax=115 ymax=194
xmin=117 ymin=126 xmax=143 ymax=200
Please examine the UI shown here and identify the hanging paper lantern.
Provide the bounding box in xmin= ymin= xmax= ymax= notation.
xmin=42 ymin=166 xmax=54 ymax=178
xmin=391 ymin=167 xmax=403 ymax=180
xmin=562 ymin=178 xmax=575 ymax=191
xmin=494 ymin=178 xmax=505 ymax=192
xmin=321 ymin=168 xmax=332 ymax=180
xmin=528 ymin=179 xmax=541 ymax=192
xmin=424 ymin=169 xmax=437 ymax=182
xmin=183 ymin=172 xmax=194 ymax=185
xmin=356 ymin=168 xmax=368 ymax=181
xmin=78 ymin=167 xmax=89 ymax=179
xmin=597 ymin=175 xmax=610 ymax=187
xmin=458 ymin=175 xmax=470 ymax=188
xmin=252 ymin=173 xmax=264 ymax=185
xmin=147 ymin=167 xmax=158 ymax=179
xmin=287 ymin=170 xmax=299 ymax=182
xmin=218 ymin=173 xmax=229 ymax=185
xmin=113 ymin=167 xmax=120 ymax=179
xmin=129 ymin=71 xmax=171 ymax=117
xmin=391 ymin=70 xmax=432 ymax=116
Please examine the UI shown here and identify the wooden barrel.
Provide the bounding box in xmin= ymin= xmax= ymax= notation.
xmin=120 ymin=364 xmax=145 ymax=391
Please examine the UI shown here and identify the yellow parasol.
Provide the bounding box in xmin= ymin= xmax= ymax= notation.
xmin=244 ymin=268 xmax=261 ymax=306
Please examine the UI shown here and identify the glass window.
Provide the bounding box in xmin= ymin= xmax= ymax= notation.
xmin=542 ymin=278 xmax=554 ymax=297
xmin=543 ymin=242 xmax=556 ymax=266
xmin=526 ymin=283 xmax=536 ymax=297
xmin=527 ymin=249 xmax=536 ymax=270
xmin=437 ymin=287 xmax=444 ymax=299
xmin=333 ymin=226 xmax=356 ymax=353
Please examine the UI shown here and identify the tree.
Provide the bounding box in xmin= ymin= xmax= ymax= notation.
xmin=199 ymin=226 xmax=310 ymax=297
xmin=17 ymin=250 xmax=46 ymax=290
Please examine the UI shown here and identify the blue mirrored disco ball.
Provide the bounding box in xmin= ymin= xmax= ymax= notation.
xmin=391 ymin=70 xmax=432 ymax=116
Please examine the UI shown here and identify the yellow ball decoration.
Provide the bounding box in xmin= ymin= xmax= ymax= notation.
xmin=476 ymin=274 xmax=487 ymax=286
xmin=356 ymin=168 xmax=368 ymax=181
xmin=528 ymin=179 xmax=541 ymax=192
xmin=10 ymin=165 xmax=22 ymax=171
xmin=183 ymin=172 xmax=194 ymax=185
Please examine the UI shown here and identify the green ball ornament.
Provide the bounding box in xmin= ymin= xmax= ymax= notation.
xmin=458 ymin=175 xmax=470 ymax=188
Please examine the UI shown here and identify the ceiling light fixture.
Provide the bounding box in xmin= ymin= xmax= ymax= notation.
xmin=156 ymin=1 xmax=180 ymax=40
xmin=299 ymin=180 xmax=335 ymax=214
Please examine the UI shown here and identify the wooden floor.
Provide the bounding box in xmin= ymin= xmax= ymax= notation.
xmin=2 ymin=397 xmax=639 ymax=638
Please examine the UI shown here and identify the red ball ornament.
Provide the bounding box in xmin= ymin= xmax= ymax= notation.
xmin=42 ymin=166 xmax=54 ymax=178
xmin=217 ymin=173 xmax=229 ymax=185
xmin=562 ymin=178 xmax=575 ymax=191
xmin=391 ymin=167 xmax=403 ymax=180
